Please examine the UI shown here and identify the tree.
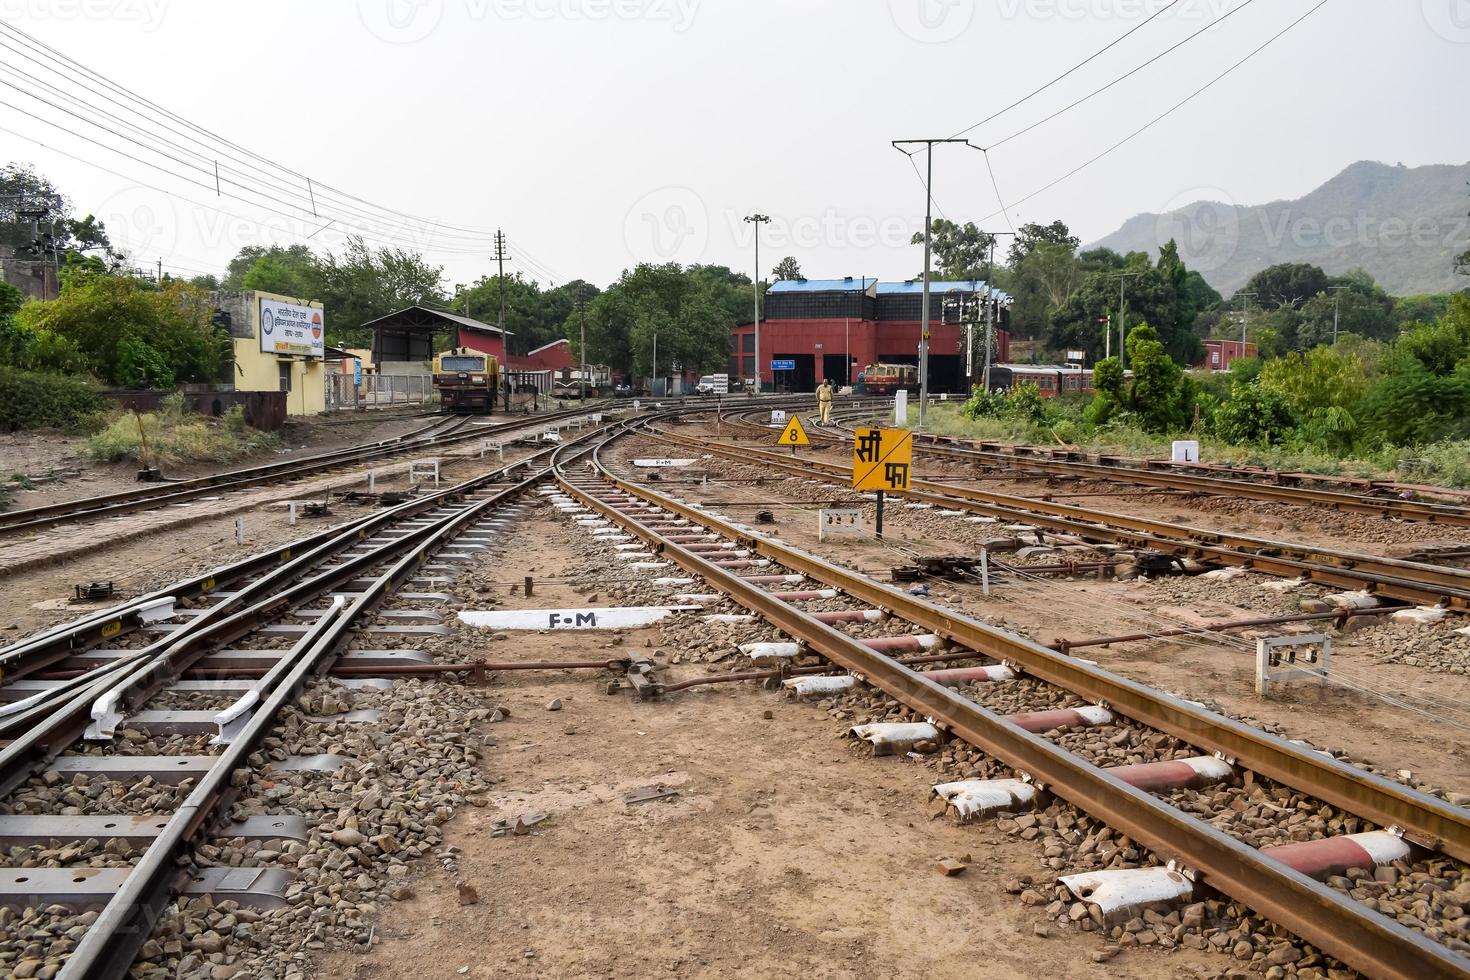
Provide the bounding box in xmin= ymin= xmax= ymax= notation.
xmin=1239 ymin=263 xmax=1330 ymax=310
xmin=579 ymin=263 xmax=734 ymax=378
xmin=1006 ymin=242 xmax=1079 ymax=342
xmin=1047 ymin=242 xmax=1204 ymax=365
xmin=910 ymin=219 xmax=996 ymax=279
xmin=15 ymin=270 xmax=223 ymax=386
xmin=311 ymin=236 xmax=444 ymax=347
xmin=222 ymin=244 xmax=318 ymax=291
xmin=241 ymin=255 xmax=312 ymax=298
xmin=771 ymin=256 xmax=803 ymax=282
xmin=1 ymin=163 xmax=121 ymax=266
xmin=1212 ymin=382 xmax=1298 ymax=445
xmin=1007 ymin=220 xmax=1079 ymax=267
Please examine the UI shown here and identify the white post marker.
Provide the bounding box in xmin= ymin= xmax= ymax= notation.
xmin=235 ymin=516 xmax=245 ymax=545
xmin=980 ymin=547 xmax=990 ymax=596
xmin=409 ymin=460 xmax=441 ymax=486
xmin=1172 ymin=440 xmax=1200 ymax=464
xmin=894 ymin=389 xmax=908 ymax=426
xmin=770 ymin=409 xmax=787 ymax=426
xmin=482 ymin=440 xmax=504 ymax=460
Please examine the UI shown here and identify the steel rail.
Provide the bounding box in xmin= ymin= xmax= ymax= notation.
xmin=814 ymin=404 xmax=1470 ymax=505
xmin=0 ymin=407 xmax=567 ymax=537
xmin=0 ymin=423 xmax=563 ymax=682
xmin=593 ymin=422 xmax=1470 ymax=860
xmin=557 ymin=439 xmax=1470 ymax=979
xmin=0 ymin=429 xmax=607 ymax=799
xmin=643 ymin=426 xmax=1470 ymax=611
xmin=56 ymin=429 xmax=611 ymax=980
xmin=729 ymin=405 xmax=1470 ymax=525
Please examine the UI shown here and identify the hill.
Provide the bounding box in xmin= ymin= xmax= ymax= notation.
xmin=1087 ymin=161 xmax=1469 ymax=297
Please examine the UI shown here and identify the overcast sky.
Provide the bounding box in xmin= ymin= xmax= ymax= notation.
xmin=3 ymin=0 xmax=1467 ymax=293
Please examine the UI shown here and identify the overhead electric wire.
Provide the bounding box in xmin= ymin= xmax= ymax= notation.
xmin=969 ymin=0 xmax=1331 ymax=226
xmin=0 ymin=19 xmax=511 ymax=242
xmin=948 ymin=0 xmax=1183 ymax=140
xmin=982 ymin=0 xmax=1259 ymax=151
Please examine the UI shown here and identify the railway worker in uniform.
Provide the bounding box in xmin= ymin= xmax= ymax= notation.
xmin=816 ymin=378 xmax=834 ymax=425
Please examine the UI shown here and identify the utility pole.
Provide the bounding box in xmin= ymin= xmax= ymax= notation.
xmin=1328 ymin=285 xmax=1348 ymax=344
xmin=975 ymin=231 xmax=1015 ymax=392
xmin=744 ymin=214 xmax=770 ymax=394
xmin=492 ymin=229 xmax=510 ymax=346
xmin=1237 ymin=291 xmax=1257 ymax=358
xmin=891 ymin=138 xmax=980 ymax=427
xmin=651 ymin=331 xmax=658 ymax=398
xmin=576 ymin=284 xmax=588 ymax=402
xmin=1102 ymin=272 xmax=1140 ymax=368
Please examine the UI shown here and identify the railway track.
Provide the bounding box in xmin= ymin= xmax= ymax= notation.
xmin=649 ymin=421 xmax=1470 ymax=612
xmin=0 ymin=420 xmax=616 ymax=979
xmin=718 ymin=405 xmax=1470 ymax=528
xmin=546 ymin=415 xmax=1470 ymax=979
xmin=0 ymin=410 xmax=548 ymax=538
xmin=7 ymin=402 xmax=1466 ymax=976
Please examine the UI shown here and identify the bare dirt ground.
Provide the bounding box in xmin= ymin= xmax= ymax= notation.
xmin=321 ymin=511 xmax=1210 ymax=980
xmin=618 ymin=431 xmax=1470 ymax=801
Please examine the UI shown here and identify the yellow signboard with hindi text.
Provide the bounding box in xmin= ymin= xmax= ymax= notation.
xmin=852 ymin=428 xmax=913 ymax=491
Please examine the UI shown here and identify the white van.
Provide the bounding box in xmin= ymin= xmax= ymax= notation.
xmin=696 ymin=373 xmax=729 ymax=395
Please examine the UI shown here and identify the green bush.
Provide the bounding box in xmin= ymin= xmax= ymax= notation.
xmin=0 ymin=366 xmax=104 ymax=432
xmin=1211 ymin=382 xmax=1298 ymax=446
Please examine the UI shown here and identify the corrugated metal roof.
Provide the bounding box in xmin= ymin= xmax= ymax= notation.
xmin=358 ymin=305 xmax=515 ymax=336
xmin=767 ymin=277 xmax=877 ymax=294
xmin=878 ymin=279 xmax=1012 ymax=303
xmin=766 ymin=278 xmax=1010 ymax=303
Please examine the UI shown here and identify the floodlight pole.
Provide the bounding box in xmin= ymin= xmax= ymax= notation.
xmin=891 ymin=138 xmax=979 ymax=427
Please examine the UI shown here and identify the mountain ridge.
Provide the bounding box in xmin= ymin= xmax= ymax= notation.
xmin=1086 ymin=161 xmax=1470 ymax=297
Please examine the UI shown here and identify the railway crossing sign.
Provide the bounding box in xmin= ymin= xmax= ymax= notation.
xmin=777 ymin=415 xmax=810 ymax=447
xmin=852 ymin=428 xmax=912 ymax=492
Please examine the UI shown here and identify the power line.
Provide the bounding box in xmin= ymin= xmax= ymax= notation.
xmin=983 ymin=0 xmax=1259 ymax=151
xmin=948 ymin=0 xmax=1183 ymax=140
xmin=971 ymin=0 xmax=1331 ymax=226
xmin=0 ymin=19 xmax=511 ymax=244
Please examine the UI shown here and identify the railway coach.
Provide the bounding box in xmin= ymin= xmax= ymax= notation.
xmin=987 ymin=363 xmax=1094 ymax=397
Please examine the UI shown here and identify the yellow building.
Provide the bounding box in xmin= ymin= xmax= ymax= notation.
xmin=215 ymin=289 xmax=328 ymax=417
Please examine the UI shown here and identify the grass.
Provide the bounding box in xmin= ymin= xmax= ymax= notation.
xmin=84 ymin=396 xmax=280 ymax=465
xmin=916 ymin=403 xmax=1470 ymax=490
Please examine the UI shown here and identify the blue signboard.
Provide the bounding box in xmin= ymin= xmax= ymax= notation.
xmin=770 ymin=359 xmax=796 ymax=371
xmin=353 ymin=358 xmax=363 ymax=385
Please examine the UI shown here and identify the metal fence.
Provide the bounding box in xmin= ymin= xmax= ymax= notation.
xmin=324 ymin=373 xmax=434 ymax=411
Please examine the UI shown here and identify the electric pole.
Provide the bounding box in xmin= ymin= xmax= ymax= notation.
xmin=891 ymin=138 xmax=981 ymax=427
xmin=576 ymin=283 xmax=588 ymax=402
xmin=744 ymin=213 xmax=770 ymax=394
xmin=492 ymin=229 xmax=510 ymax=345
xmin=1328 ymin=285 xmax=1348 ymax=344
xmin=1102 ymin=271 xmax=1140 ymax=368
xmin=1237 ymin=291 xmax=1257 ymax=358
xmin=975 ymin=231 xmax=1015 ymax=392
